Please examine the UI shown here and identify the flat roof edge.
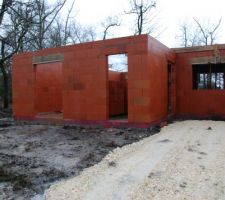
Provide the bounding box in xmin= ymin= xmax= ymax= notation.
xmin=172 ymin=44 xmax=225 ymax=53
xmin=13 ymin=34 xmax=149 ymax=58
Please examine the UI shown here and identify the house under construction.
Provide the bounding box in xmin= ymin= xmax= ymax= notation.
xmin=12 ymin=35 xmax=225 ymax=126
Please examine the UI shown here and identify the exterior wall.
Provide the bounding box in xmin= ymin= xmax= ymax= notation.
xmin=13 ymin=35 xmax=158 ymax=123
xmin=36 ymin=62 xmax=63 ymax=113
xmin=146 ymin=36 xmax=176 ymax=123
xmin=12 ymin=53 xmax=36 ymax=118
xmin=175 ymin=49 xmax=225 ymax=117
xmin=14 ymin=34 xmax=225 ymax=124
xmin=62 ymin=46 xmax=107 ymax=121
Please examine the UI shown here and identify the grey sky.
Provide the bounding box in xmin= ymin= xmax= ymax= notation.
xmin=51 ymin=0 xmax=225 ymax=47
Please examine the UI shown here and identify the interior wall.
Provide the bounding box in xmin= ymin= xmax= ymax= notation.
xmin=108 ymin=71 xmax=127 ymax=117
xmin=176 ymin=50 xmax=225 ymax=117
xmin=35 ymin=62 xmax=62 ymax=113
xmin=122 ymin=73 xmax=128 ymax=114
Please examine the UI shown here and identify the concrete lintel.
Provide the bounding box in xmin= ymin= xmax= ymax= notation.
xmin=191 ymin=56 xmax=225 ymax=65
xmin=33 ymin=53 xmax=64 ymax=64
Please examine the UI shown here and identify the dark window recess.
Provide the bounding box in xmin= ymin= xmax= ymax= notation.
xmin=193 ymin=64 xmax=225 ymax=90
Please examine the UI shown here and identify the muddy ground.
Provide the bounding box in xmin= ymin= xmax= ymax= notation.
xmin=0 ymin=117 xmax=160 ymax=200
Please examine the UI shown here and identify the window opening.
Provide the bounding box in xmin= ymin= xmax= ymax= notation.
xmin=193 ymin=64 xmax=225 ymax=90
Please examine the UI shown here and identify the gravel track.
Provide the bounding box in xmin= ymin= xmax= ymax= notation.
xmin=45 ymin=120 xmax=225 ymax=200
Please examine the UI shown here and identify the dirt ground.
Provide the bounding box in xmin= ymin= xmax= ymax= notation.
xmin=46 ymin=120 xmax=225 ymax=200
xmin=0 ymin=117 xmax=160 ymax=200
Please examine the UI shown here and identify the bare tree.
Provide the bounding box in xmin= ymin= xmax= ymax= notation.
xmin=48 ymin=0 xmax=75 ymax=47
xmin=0 ymin=0 xmax=13 ymax=25
xmin=0 ymin=0 xmax=35 ymax=108
xmin=70 ymin=22 xmax=97 ymax=43
xmin=62 ymin=0 xmax=75 ymax=45
xmin=178 ymin=18 xmax=222 ymax=47
xmin=27 ymin=0 xmax=67 ymax=50
xmin=180 ymin=23 xmax=188 ymax=47
xmin=193 ymin=17 xmax=222 ymax=45
xmin=125 ymin=0 xmax=157 ymax=35
xmin=177 ymin=21 xmax=201 ymax=47
xmin=101 ymin=16 xmax=120 ymax=40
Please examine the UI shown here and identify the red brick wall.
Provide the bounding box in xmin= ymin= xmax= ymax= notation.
xmin=144 ymin=36 xmax=176 ymax=123
xmin=12 ymin=53 xmax=36 ymax=118
xmin=122 ymin=73 xmax=128 ymax=115
xmin=36 ymin=62 xmax=62 ymax=113
xmin=175 ymin=50 xmax=225 ymax=117
xmin=108 ymin=71 xmax=127 ymax=116
xmin=12 ymin=35 xmax=175 ymax=123
xmin=62 ymin=51 xmax=108 ymax=120
xmin=108 ymin=70 xmax=121 ymax=81
xmin=12 ymin=35 xmax=145 ymax=122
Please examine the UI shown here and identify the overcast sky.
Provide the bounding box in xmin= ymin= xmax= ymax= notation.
xmin=57 ymin=0 xmax=225 ymax=47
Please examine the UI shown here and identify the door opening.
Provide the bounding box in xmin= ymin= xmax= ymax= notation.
xmin=35 ymin=62 xmax=63 ymax=120
xmin=107 ymin=54 xmax=128 ymax=121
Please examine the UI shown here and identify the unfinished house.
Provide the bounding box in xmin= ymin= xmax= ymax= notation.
xmin=175 ymin=45 xmax=225 ymax=118
xmin=12 ymin=35 xmax=225 ymax=126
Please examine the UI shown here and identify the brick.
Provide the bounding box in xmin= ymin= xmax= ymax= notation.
xmin=133 ymin=80 xmax=150 ymax=89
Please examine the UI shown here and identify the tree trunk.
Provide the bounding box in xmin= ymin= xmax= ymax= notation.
xmin=0 ymin=64 xmax=9 ymax=109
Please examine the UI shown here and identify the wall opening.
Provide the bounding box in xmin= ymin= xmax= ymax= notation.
xmin=107 ymin=54 xmax=128 ymax=120
xmin=35 ymin=62 xmax=63 ymax=119
xmin=167 ymin=63 xmax=172 ymax=114
xmin=193 ymin=63 xmax=225 ymax=90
